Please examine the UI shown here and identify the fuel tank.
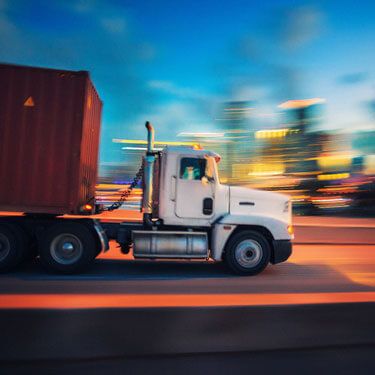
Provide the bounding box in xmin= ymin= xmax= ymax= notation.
xmin=132 ymin=231 xmax=208 ymax=258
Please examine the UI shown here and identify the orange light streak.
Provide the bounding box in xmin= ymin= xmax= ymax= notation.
xmin=0 ymin=292 xmax=374 ymax=309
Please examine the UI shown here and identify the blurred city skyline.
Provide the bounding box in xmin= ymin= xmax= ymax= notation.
xmin=1 ymin=0 xmax=375 ymax=163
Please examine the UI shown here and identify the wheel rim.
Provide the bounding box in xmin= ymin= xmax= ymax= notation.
xmin=50 ymin=233 xmax=83 ymax=265
xmin=234 ymin=239 xmax=263 ymax=268
xmin=0 ymin=233 xmax=11 ymax=262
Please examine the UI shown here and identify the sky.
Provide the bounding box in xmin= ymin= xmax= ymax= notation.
xmin=1 ymin=0 xmax=375 ymax=162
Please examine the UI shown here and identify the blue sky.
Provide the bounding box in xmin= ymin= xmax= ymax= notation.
xmin=1 ymin=0 xmax=374 ymax=162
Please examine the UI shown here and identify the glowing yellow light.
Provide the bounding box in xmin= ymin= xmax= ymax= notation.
xmin=80 ymin=204 xmax=93 ymax=213
xmin=364 ymin=155 xmax=375 ymax=175
xmin=317 ymin=173 xmax=350 ymax=181
xmin=255 ymin=129 xmax=289 ymax=139
xmin=317 ymin=155 xmax=352 ymax=170
xmin=243 ymin=163 xmax=286 ymax=177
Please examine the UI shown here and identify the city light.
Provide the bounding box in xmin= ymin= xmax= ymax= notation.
xmin=278 ymin=98 xmax=326 ymax=109
xmin=255 ymin=129 xmax=290 ymax=139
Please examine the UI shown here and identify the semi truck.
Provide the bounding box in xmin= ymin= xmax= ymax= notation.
xmin=0 ymin=63 xmax=293 ymax=275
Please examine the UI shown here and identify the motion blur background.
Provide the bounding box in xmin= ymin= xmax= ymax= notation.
xmin=1 ymin=0 xmax=374 ymax=216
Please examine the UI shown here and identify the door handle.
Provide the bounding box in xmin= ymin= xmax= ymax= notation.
xmin=203 ymin=197 xmax=213 ymax=215
xmin=170 ymin=175 xmax=176 ymax=201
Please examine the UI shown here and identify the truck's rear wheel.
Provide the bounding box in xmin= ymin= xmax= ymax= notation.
xmin=224 ymin=230 xmax=270 ymax=276
xmin=39 ymin=222 xmax=97 ymax=274
xmin=0 ymin=223 xmax=28 ymax=273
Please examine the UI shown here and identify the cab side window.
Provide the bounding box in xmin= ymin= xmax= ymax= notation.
xmin=180 ymin=158 xmax=206 ymax=180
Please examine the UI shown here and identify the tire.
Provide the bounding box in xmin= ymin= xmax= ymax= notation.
xmin=39 ymin=222 xmax=97 ymax=274
xmin=224 ymin=230 xmax=270 ymax=276
xmin=0 ymin=223 xmax=28 ymax=273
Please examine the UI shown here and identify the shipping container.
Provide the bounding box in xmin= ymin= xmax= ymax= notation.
xmin=0 ymin=63 xmax=102 ymax=215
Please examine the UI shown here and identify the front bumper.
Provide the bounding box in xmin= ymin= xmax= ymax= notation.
xmin=271 ymin=240 xmax=292 ymax=264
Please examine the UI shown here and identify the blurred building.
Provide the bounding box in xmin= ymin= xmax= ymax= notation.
xmin=98 ymin=99 xmax=375 ymax=215
xmin=221 ymin=98 xmax=326 ymax=186
xmin=215 ymin=101 xmax=255 ymax=181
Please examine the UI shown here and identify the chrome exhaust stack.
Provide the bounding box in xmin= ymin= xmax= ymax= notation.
xmin=143 ymin=121 xmax=155 ymax=227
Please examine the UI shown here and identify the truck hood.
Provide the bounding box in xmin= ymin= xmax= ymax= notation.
xmin=229 ymin=186 xmax=291 ymax=223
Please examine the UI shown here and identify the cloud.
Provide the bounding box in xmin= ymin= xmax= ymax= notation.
xmin=281 ymin=6 xmax=323 ymax=50
xmin=148 ymin=80 xmax=208 ymax=100
xmin=213 ymin=5 xmax=325 ymax=110
xmin=147 ymin=80 xmax=222 ymax=129
xmin=131 ymin=101 xmax=216 ymax=140
xmin=68 ymin=1 xmax=128 ymax=34
xmin=259 ymin=5 xmax=324 ymax=51
xmin=365 ymin=100 xmax=375 ymax=119
xmin=231 ymin=85 xmax=270 ymax=102
xmin=70 ymin=0 xmax=97 ymax=13
xmin=237 ymin=36 xmax=261 ymax=61
xmin=0 ymin=0 xmax=7 ymax=11
xmin=100 ymin=16 xmax=126 ymax=34
xmin=0 ymin=2 xmax=25 ymax=57
xmin=72 ymin=0 xmax=93 ymax=13
xmin=337 ymin=72 xmax=369 ymax=85
xmin=137 ymin=43 xmax=156 ymax=61
xmin=0 ymin=12 xmax=13 ymax=34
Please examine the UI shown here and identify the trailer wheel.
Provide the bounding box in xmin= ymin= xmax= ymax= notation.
xmin=224 ymin=230 xmax=270 ymax=276
xmin=39 ymin=222 xmax=97 ymax=274
xmin=0 ymin=223 xmax=28 ymax=273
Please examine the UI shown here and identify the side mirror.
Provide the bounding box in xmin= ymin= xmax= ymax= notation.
xmin=201 ymin=176 xmax=209 ymax=185
xmin=201 ymin=176 xmax=214 ymax=185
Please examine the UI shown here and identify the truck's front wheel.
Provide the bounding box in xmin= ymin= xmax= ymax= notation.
xmin=39 ymin=222 xmax=97 ymax=274
xmin=224 ymin=230 xmax=270 ymax=276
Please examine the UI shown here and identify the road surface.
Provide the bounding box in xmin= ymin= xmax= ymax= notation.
xmin=0 ymin=240 xmax=374 ymax=308
xmin=0 ymin=214 xmax=373 ymax=308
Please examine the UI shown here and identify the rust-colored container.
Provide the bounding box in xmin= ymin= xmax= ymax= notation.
xmin=0 ymin=63 xmax=102 ymax=215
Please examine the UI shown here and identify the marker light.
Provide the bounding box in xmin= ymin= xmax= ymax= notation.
xmin=80 ymin=204 xmax=93 ymax=213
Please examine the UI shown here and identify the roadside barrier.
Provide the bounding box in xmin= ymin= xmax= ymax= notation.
xmin=0 ymin=302 xmax=374 ymax=361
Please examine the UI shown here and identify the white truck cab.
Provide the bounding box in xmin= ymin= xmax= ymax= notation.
xmin=117 ymin=122 xmax=293 ymax=276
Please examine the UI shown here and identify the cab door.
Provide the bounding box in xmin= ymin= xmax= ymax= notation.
xmin=175 ymin=156 xmax=214 ymax=219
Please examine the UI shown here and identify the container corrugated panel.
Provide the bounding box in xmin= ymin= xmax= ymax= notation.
xmin=0 ymin=63 xmax=102 ymax=215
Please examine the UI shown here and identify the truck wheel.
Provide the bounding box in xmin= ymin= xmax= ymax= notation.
xmin=39 ymin=222 xmax=97 ymax=274
xmin=0 ymin=223 xmax=28 ymax=273
xmin=224 ymin=230 xmax=270 ymax=276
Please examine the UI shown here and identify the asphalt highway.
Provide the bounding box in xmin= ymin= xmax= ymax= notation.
xmin=0 ymin=242 xmax=373 ymax=308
